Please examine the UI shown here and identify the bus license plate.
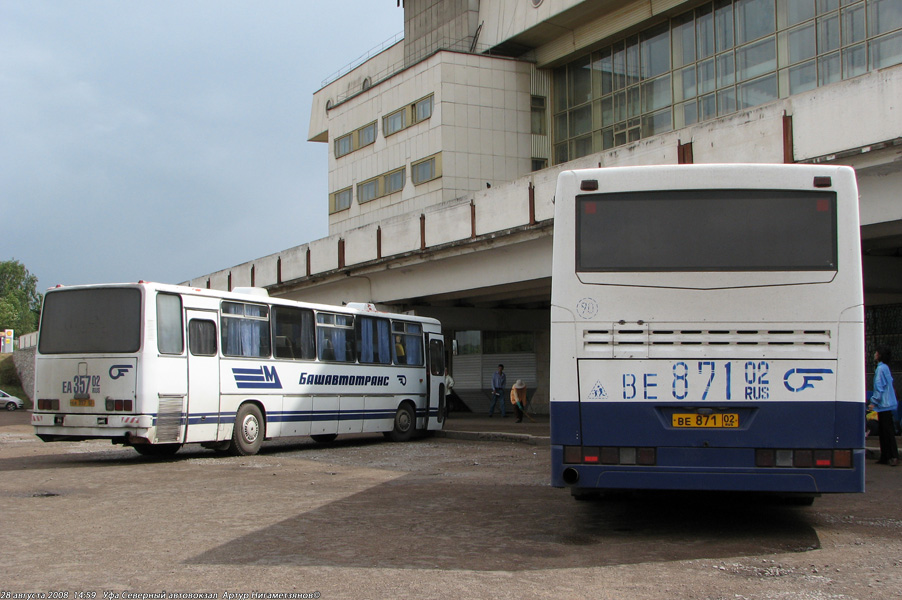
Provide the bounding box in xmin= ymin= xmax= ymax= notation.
xmin=70 ymin=398 xmax=95 ymax=407
xmin=672 ymin=413 xmax=738 ymax=428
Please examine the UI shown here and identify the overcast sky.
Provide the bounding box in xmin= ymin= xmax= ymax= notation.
xmin=0 ymin=0 xmax=403 ymax=291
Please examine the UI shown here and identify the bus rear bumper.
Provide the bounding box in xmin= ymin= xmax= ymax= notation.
xmin=551 ymin=446 xmax=866 ymax=494
xmin=32 ymin=412 xmax=155 ymax=442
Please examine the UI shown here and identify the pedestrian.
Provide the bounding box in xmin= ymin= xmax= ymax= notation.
xmin=489 ymin=364 xmax=506 ymax=417
xmin=870 ymin=347 xmax=899 ymax=466
xmin=510 ymin=379 xmax=527 ymax=423
xmin=444 ymin=367 xmax=454 ymax=418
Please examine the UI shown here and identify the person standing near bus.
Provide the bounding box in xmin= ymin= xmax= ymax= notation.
xmin=870 ymin=348 xmax=899 ymax=466
xmin=511 ymin=379 xmax=528 ymax=423
xmin=489 ymin=364 xmax=506 ymax=417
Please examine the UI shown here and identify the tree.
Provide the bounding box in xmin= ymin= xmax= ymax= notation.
xmin=0 ymin=259 xmax=42 ymax=335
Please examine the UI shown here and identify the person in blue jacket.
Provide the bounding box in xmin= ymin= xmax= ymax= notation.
xmin=869 ymin=348 xmax=899 ymax=466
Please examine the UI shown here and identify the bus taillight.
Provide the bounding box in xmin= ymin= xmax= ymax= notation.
xmin=756 ymin=449 xmax=852 ymax=468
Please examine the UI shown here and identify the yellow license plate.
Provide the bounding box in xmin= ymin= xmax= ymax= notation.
xmin=70 ymin=398 xmax=95 ymax=407
xmin=672 ymin=413 xmax=739 ymax=428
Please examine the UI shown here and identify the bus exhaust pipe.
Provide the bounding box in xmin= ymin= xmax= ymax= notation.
xmin=563 ymin=467 xmax=580 ymax=485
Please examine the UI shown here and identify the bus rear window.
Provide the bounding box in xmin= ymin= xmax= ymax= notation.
xmin=576 ymin=189 xmax=837 ymax=272
xmin=39 ymin=288 xmax=142 ymax=354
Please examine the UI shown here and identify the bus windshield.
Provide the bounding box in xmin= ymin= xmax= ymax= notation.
xmin=39 ymin=288 xmax=142 ymax=354
xmin=576 ymin=189 xmax=837 ymax=272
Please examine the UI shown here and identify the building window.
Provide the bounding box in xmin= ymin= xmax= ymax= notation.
xmin=384 ymin=94 xmax=434 ymax=136
xmin=383 ymin=167 xmax=405 ymax=195
xmin=358 ymin=122 xmax=376 ymax=147
xmin=330 ymin=187 xmax=352 ymax=213
xmin=412 ymin=154 xmax=441 ymax=185
xmin=532 ymin=158 xmax=548 ymax=171
xmin=551 ymin=0 xmax=902 ymax=165
xmin=384 ymin=108 xmax=407 ymax=136
xmin=414 ymin=95 xmax=433 ymax=122
xmin=531 ymin=96 xmax=547 ymax=135
xmin=334 ymin=121 xmax=377 ymax=158
xmin=334 ymin=133 xmax=352 ymax=158
xmin=357 ymin=179 xmax=378 ymax=204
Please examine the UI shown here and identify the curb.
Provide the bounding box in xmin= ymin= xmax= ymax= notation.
xmin=436 ymin=429 xmax=550 ymax=446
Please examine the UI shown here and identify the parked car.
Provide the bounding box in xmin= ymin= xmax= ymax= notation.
xmin=0 ymin=390 xmax=25 ymax=411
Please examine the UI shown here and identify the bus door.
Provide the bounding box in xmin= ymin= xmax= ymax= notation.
xmin=185 ymin=310 xmax=221 ymax=443
xmin=426 ymin=334 xmax=445 ymax=429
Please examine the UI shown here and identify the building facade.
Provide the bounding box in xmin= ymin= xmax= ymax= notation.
xmin=190 ymin=0 xmax=902 ymax=413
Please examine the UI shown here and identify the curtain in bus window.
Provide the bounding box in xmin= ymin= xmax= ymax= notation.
xmin=223 ymin=317 xmax=271 ymax=357
xmin=318 ymin=327 xmax=353 ymax=362
xmin=358 ymin=317 xmax=391 ymax=364
xmin=405 ymin=335 xmax=424 ymax=365
xmin=360 ymin=318 xmax=374 ymax=363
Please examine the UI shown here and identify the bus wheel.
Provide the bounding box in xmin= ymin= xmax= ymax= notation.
xmin=387 ymin=403 xmax=415 ymax=442
xmin=133 ymin=443 xmax=181 ymax=457
xmin=311 ymin=434 xmax=337 ymax=443
xmin=229 ymin=404 xmax=264 ymax=456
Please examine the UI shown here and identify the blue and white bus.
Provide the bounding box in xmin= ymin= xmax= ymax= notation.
xmin=550 ymin=164 xmax=864 ymax=503
xmin=33 ymin=282 xmax=445 ymax=456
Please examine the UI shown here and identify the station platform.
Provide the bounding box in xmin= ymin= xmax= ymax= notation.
xmin=437 ymin=411 xmax=550 ymax=445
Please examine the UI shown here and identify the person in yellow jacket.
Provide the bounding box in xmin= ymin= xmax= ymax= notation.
xmin=510 ymin=379 xmax=527 ymax=423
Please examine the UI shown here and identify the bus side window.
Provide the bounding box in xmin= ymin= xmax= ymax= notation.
xmin=221 ymin=302 xmax=271 ymax=358
xmin=358 ymin=316 xmax=391 ymax=364
xmin=272 ymin=306 xmax=315 ymax=360
xmin=316 ymin=312 xmax=355 ymax=362
xmin=157 ymin=293 xmax=184 ymax=354
xmin=393 ymin=321 xmax=424 ymax=366
xmin=189 ymin=319 xmax=217 ymax=356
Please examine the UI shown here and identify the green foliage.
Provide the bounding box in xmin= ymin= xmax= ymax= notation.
xmin=0 ymin=354 xmax=21 ymax=387
xmin=0 ymin=259 xmax=42 ymax=335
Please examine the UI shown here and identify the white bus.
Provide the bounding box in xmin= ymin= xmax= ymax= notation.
xmin=32 ymin=282 xmax=446 ymax=456
xmin=550 ymin=164 xmax=865 ymax=502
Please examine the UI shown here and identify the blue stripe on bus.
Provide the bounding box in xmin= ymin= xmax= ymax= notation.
xmin=551 ymin=400 xmax=864 ymax=448
xmin=154 ymin=407 xmax=440 ymax=427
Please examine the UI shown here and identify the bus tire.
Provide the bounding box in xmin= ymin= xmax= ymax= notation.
xmin=133 ymin=443 xmax=181 ymax=457
xmin=311 ymin=433 xmax=337 ymax=443
xmin=229 ymin=403 xmax=264 ymax=456
xmin=387 ymin=403 xmax=415 ymax=442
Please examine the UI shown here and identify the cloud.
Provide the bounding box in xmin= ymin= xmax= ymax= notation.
xmin=0 ymin=0 xmax=403 ymax=289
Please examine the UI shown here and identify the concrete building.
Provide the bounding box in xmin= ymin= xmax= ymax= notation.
xmin=190 ymin=0 xmax=902 ymax=413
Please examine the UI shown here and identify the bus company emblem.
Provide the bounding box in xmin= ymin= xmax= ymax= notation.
xmin=233 ymin=366 xmax=283 ymax=389
xmin=397 ymin=375 xmax=407 ymax=385
xmin=783 ymin=368 xmax=834 ymax=392
xmin=587 ymin=380 xmax=608 ymax=400
xmin=109 ymin=364 xmax=133 ymax=380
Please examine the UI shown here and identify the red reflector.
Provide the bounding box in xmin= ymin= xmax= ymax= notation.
xmin=814 ymin=450 xmax=832 ymax=467
xmin=584 ymin=455 xmax=599 ymax=463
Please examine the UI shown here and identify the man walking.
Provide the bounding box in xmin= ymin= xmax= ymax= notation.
xmin=489 ymin=364 xmax=506 ymax=417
